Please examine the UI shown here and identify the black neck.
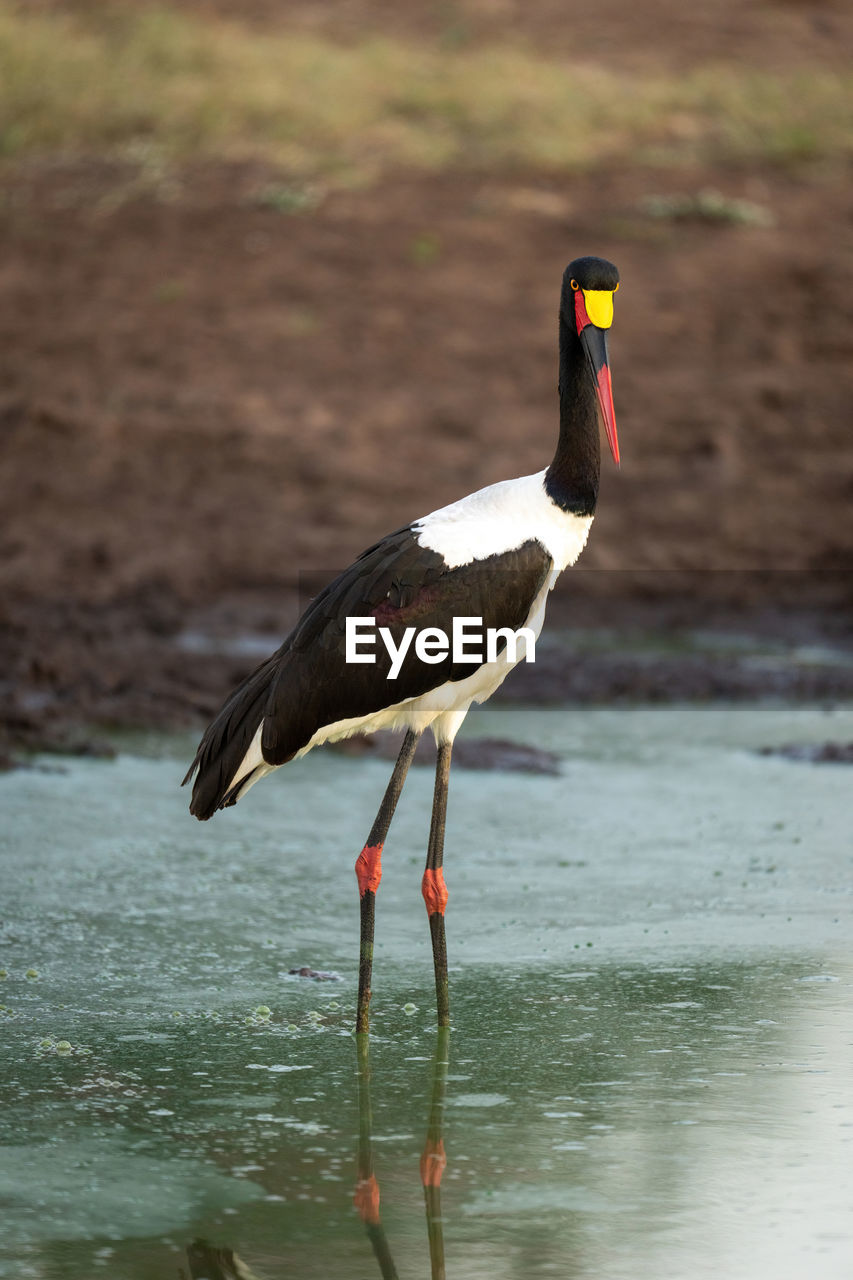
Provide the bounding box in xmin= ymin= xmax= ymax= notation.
xmin=544 ymin=313 xmax=600 ymax=517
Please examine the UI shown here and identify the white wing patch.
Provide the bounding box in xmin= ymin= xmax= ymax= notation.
xmin=413 ymin=470 xmax=592 ymax=572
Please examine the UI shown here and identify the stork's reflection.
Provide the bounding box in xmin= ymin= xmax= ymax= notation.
xmin=354 ymin=1028 xmax=450 ymax=1280
xmin=184 ymin=1029 xmax=451 ymax=1279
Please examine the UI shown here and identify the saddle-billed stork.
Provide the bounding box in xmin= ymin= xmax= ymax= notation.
xmin=184 ymin=255 xmax=621 ymax=1033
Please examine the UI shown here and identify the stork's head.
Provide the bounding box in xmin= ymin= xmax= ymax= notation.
xmin=561 ymin=256 xmax=620 ymax=465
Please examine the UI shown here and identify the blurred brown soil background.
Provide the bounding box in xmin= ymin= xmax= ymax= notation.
xmin=1 ymin=0 xmax=852 ymax=757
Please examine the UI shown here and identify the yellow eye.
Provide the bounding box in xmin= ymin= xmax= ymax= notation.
xmin=570 ymin=279 xmax=579 ymax=291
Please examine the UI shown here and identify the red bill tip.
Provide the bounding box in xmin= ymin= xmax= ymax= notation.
xmin=596 ymin=363 xmax=620 ymax=466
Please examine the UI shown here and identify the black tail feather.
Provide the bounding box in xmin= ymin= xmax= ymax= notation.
xmin=183 ymin=651 xmax=282 ymax=820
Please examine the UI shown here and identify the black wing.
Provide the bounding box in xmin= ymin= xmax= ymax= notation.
xmin=185 ymin=526 xmax=551 ymax=818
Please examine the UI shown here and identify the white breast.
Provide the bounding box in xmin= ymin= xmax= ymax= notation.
xmin=413 ymin=469 xmax=593 ymax=572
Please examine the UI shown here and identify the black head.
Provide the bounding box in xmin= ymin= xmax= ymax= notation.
xmin=563 ymin=256 xmax=620 ymax=294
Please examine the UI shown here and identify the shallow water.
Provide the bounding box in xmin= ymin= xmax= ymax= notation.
xmin=1 ymin=703 xmax=852 ymax=1278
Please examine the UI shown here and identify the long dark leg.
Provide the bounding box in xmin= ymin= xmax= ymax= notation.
xmin=356 ymin=729 xmax=421 ymax=1035
xmin=422 ymin=740 xmax=452 ymax=1028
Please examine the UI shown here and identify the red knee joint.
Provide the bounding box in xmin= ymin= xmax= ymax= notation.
xmin=356 ymin=843 xmax=383 ymax=897
xmin=422 ymin=867 xmax=448 ymax=916
xmin=420 ymin=1138 xmax=447 ymax=1188
xmin=353 ymin=1173 xmax=380 ymax=1224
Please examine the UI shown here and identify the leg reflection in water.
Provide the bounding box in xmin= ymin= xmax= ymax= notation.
xmin=354 ymin=1030 xmax=450 ymax=1280
xmin=182 ymin=1033 xmax=450 ymax=1279
xmin=420 ymin=1027 xmax=450 ymax=1280
xmin=354 ymin=1031 xmax=399 ymax=1280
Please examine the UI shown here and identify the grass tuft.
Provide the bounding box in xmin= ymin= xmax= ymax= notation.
xmin=640 ymin=188 xmax=775 ymax=226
